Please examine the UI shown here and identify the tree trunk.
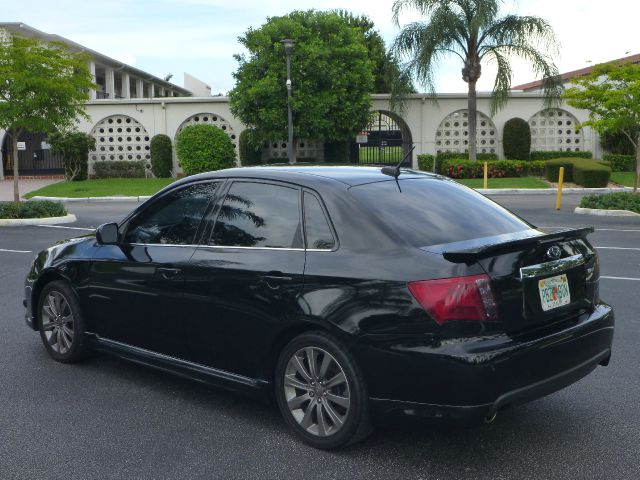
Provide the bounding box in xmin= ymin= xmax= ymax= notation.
xmin=635 ymin=142 xmax=639 ymax=193
xmin=468 ymin=80 xmax=478 ymax=162
xmin=12 ymin=133 xmax=21 ymax=203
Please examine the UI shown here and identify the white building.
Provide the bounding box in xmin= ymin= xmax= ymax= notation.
xmin=1 ymin=22 xmax=629 ymax=179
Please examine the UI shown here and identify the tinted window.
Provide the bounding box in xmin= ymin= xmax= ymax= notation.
xmin=350 ymin=178 xmax=530 ymax=247
xmin=211 ymin=182 xmax=302 ymax=248
xmin=304 ymin=192 xmax=335 ymax=250
xmin=124 ymin=182 xmax=218 ymax=245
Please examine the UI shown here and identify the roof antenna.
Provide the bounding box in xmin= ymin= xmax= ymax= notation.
xmin=381 ymin=146 xmax=415 ymax=178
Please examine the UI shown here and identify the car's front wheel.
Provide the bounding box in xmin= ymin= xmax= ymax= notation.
xmin=275 ymin=331 xmax=372 ymax=449
xmin=37 ymin=280 xmax=89 ymax=363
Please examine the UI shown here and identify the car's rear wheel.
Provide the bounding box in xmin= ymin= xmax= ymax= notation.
xmin=37 ymin=280 xmax=89 ymax=363
xmin=275 ymin=331 xmax=372 ymax=449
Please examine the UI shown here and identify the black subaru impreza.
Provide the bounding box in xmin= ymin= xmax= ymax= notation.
xmin=24 ymin=166 xmax=614 ymax=449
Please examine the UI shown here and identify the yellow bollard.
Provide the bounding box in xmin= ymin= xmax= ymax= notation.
xmin=483 ymin=162 xmax=488 ymax=189
xmin=556 ymin=167 xmax=565 ymax=210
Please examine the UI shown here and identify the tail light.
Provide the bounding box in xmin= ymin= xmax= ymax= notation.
xmin=408 ymin=274 xmax=499 ymax=325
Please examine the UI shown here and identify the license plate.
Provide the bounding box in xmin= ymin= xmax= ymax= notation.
xmin=538 ymin=274 xmax=571 ymax=311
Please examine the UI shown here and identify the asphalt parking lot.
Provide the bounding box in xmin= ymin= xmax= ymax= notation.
xmin=1 ymin=194 xmax=639 ymax=480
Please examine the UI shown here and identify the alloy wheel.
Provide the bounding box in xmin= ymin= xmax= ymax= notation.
xmin=40 ymin=291 xmax=74 ymax=355
xmin=283 ymin=346 xmax=351 ymax=437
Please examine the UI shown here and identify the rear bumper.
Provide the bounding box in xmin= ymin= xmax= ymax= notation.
xmin=356 ymin=302 xmax=614 ymax=422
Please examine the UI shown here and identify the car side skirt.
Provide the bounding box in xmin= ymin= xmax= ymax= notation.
xmin=87 ymin=333 xmax=271 ymax=400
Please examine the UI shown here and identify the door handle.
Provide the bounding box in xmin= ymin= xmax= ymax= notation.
xmin=157 ymin=267 xmax=181 ymax=279
xmin=258 ymin=272 xmax=293 ymax=288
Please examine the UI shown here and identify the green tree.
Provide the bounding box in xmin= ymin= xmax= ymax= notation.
xmin=565 ymin=62 xmax=640 ymax=192
xmin=391 ymin=0 xmax=561 ymax=161
xmin=48 ymin=131 xmax=96 ymax=181
xmin=335 ymin=10 xmax=414 ymax=94
xmin=0 ymin=35 xmax=94 ymax=201
xmin=502 ymin=117 xmax=531 ymax=160
xmin=176 ymin=124 xmax=236 ymax=175
xmin=150 ymin=134 xmax=173 ymax=177
xmin=229 ymin=10 xmax=374 ymax=162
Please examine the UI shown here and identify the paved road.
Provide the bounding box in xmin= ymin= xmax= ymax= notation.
xmin=1 ymin=195 xmax=639 ymax=480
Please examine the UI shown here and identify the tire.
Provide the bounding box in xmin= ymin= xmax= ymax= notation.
xmin=274 ymin=331 xmax=372 ymax=449
xmin=37 ymin=280 xmax=90 ymax=363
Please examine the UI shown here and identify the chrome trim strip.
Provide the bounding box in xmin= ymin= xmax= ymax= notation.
xmin=128 ymin=243 xmax=333 ymax=252
xmin=520 ymin=254 xmax=585 ymax=279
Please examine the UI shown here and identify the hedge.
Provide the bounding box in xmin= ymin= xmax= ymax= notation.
xmin=436 ymin=151 xmax=498 ymax=161
xmin=324 ymin=140 xmax=350 ymax=163
xmin=580 ymin=192 xmax=640 ymax=213
xmin=93 ymin=160 xmax=146 ymax=179
xmin=531 ymin=150 xmax=592 ymax=160
xmin=176 ymin=124 xmax=236 ymax=175
xmin=545 ymin=158 xmax=611 ymax=187
xmin=573 ymin=160 xmax=611 ymax=187
xmin=150 ymin=134 xmax=173 ymax=178
xmin=503 ymin=118 xmax=531 ymax=160
xmin=417 ymin=154 xmax=546 ymax=178
xmin=601 ymin=154 xmax=636 ymax=172
xmin=239 ymin=129 xmax=263 ymax=166
xmin=0 ymin=200 xmax=66 ymax=219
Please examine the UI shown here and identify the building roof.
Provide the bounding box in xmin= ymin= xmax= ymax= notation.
xmin=0 ymin=22 xmax=192 ymax=95
xmin=512 ymin=53 xmax=640 ymax=92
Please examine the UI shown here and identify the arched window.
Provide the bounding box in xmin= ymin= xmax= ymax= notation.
xmin=435 ymin=110 xmax=497 ymax=154
xmin=529 ymin=109 xmax=583 ymax=152
xmin=90 ymin=115 xmax=150 ymax=162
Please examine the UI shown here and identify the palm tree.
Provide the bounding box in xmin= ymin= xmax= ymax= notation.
xmin=391 ymin=0 xmax=561 ymax=161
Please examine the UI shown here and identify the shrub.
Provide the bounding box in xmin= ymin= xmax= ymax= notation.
xmin=442 ymin=159 xmax=531 ymax=179
xmin=48 ymin=131 xmax=96 ymax=181
xmin=600 ymin=128 xmax=638 ymax=155
xmin=176 ymin=124 xmax=236 ymax=175
xmin=150 ymin=134 xmax=173 ymax=177
xmin=436 ymin=151 xmax=498 ymax=161
xmin=503 ymin=118 xmax=531 ymax=160
xmin=239 ymin=129 xmax=263 ymax=165
xmin=602 ymin=154 xmax=636 ymax=172
xmin=417 ymin=154 xmax=435 ymax=171
xmin=545 ymin=159 xmax=575 ymax=182
xmin=528 ymin=160 xmax=547 ymax=177
xmin=93 ymin=160 xmax=146 ymax=179
xmin=324 ymin=140 xmax=350 ymax=163
xmin=531 ymin=150 xmax=592 ymax=161
xmin=573 ymin=160 xmax=611 ymax=187
xmin=0 ymin=200 xmax=66 ymax=219
xmin=580 ymin=192 xmax=640 ymax=213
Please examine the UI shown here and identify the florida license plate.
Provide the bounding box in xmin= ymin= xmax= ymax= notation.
xmin=538 ymin=274 xmax=571 ymax=311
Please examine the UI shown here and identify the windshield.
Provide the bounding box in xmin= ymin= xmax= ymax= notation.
xmin=349 ymin=177 xmax=532 ymax=247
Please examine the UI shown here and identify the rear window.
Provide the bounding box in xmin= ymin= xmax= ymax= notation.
xmin=349 ymin=178 xmax=531 ymax=247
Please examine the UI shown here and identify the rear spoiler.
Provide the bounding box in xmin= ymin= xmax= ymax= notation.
xmin=442 ymin=227 xmax=594 ymax=263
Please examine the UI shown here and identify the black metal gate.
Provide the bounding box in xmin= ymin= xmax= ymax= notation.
xmin=2 ymin=131 xmax=64 ymax=176
xmin=350 ymin=111 xmax=411 ymax=166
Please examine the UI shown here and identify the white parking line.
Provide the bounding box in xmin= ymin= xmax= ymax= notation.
xmin=594 ymin=246 xmax=640 ymax=251
xmin=601 ymin=276 xmax=640 ymax=281
xmin=0 ymin=248 xmax=32 ymax=253
xmin=35 ymin=225 xmax=95 ymax=231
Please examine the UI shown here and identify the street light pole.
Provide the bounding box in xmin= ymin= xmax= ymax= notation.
xmin=281 ymin=39 xmax=294 ymax=164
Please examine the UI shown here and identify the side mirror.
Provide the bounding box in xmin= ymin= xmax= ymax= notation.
xmin=96 ymin=223 xmax=119 ymax=245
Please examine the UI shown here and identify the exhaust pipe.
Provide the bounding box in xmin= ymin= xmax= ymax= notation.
xmin=484 ymin=411 xmax=497 ymax=424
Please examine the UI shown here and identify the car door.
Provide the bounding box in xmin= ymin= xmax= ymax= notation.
xmin=181 ymin=180 xmax=306 ymax=378
xmin=87 ymin=181 xmax=220 ymax=358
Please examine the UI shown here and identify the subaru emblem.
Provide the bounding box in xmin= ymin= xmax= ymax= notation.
xmin=546 ymin=245 xmax=562 ymax=260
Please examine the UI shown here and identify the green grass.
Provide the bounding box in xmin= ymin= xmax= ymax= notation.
xmin=358 ymin=146 xmax=403 ymax=163
xmin=456 ymin=177 xmax=549 ymax=189
xmin=610 ymin=172 xmax=638 ymax=187
xmin=24 ymin=178 xmax=177 ymax=199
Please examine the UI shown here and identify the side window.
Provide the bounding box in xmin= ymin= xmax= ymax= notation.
xmin=124 ymin=182 xmax=219 ymax=245
xmin=303 ymin=192 xmax=335 ymax=250
xmin=211 ymin=182 xmax=302 ymax=248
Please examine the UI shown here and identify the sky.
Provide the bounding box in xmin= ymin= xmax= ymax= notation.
xmin=2 ymin=0 xmax=638 ymax=95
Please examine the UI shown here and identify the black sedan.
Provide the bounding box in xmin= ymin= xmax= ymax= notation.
xmin=23 ymin=166 xmax=614 ymax=449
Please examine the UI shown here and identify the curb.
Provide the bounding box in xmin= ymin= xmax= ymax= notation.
xmin=0 ymin=213 xmax=77 ymax=227
xmin=574 ymin=207 xmax=640 ymax=217
xmin=478 ymin=187 xmax=634 ymax=195
xmin=28 ymin=196 xmax=152 ymax=203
